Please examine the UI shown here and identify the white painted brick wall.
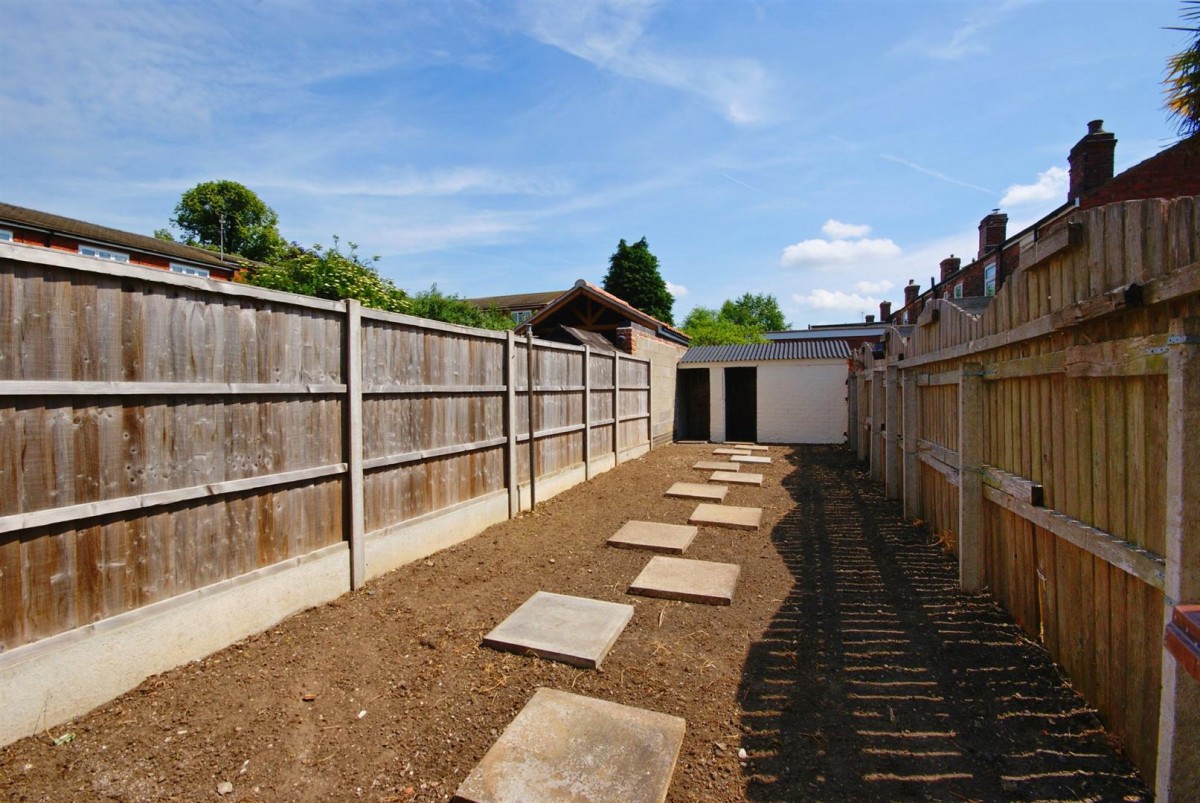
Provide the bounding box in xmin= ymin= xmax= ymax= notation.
xmin=697 ymin=360 xmax=848 ymax=444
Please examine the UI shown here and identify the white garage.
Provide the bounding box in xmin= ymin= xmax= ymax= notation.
xmin=675 ymin=341 xmax=850 ymax=444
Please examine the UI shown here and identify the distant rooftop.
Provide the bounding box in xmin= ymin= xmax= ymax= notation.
xmin=463 ymin=290 xmax=564 ymax=311
xmin=681 ymin=340 xmax=850 ymax=364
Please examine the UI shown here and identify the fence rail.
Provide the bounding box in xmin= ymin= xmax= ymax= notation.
xmin=848 ymin=197 xmax=1199 ymax=800
xmin=0 ymin=242 xmax=651 ymax=657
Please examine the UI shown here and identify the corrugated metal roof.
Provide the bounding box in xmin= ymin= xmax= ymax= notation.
xmin=680 ymin=340 xmax=850 ymax=363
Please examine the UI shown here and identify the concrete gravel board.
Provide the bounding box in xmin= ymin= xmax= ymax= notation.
xmin=712 ymin=448 xmax=751 ymax=455
xmin=688 ymin=503 xmax=762 ymax=531
xmin=606 ymin=521 xmax=699 ymax=554
xmin=482 ymin=592 xmax=634 ymax=669
xmin=709 ymin=470 xmax=762 ymax=486
xmin=628 ymin=556 xmax=741 ymax=606
xmin=730 ymin=455 xmax=771 ymax=464
xmin=453 ymin=687 xmax=686 ymax=803
xmin=692 ymin=461 xmax=741 ymax=471
xmin=664 ymin=482 xmax=728 ymax=502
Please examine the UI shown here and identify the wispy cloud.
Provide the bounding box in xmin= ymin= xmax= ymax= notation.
xmin=999 ymin=165 xmax=1067 ymax=207
xmin=666 ymin=281 xmax=689 ymax=297
xmin=793 ymin=289 xmax=882 ymax=313
xmin=518 ymin=0 xmax=773 ymax=125
xmin=893 ymin=1 xmax=1030 ymax=61
xmin=881 ymin=154 xmax=994 ymax=195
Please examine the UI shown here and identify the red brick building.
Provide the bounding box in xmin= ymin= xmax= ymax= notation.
xmin=884 ymin=123 xmax=1199 ymax=327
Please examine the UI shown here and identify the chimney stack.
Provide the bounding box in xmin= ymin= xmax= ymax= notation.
xmin=1068 ymin=119 xmax=1116 ymax=203
xmin=903 ymin=280 xmax=920 ymax=306
xmin=879 ymin=300 xmax=892 ymax=322
xmin=978 ymin=211 xmax=1008 ymax=259
xmin=940 ymin=254 xmax=962 ymax=283
xmin=865 ymin=314 xmax=875 ymax=324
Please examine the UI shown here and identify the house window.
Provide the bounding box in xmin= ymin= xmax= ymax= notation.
xmin=511 ymin=310 xmax=532 ymax=323
xmin=0 ymin=228 xmax=12 ymax=242
xmin=170 ymin=263 xmax=210 ymax=278
xmin=984 ymin=261 xmax=997 ymax=296
xmin=79 ymin=244 xmax=129 ymax=263
xmin=954 ymin=283 xmax=963 ymax=299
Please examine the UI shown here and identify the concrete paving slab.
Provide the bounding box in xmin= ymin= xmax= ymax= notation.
xmin=692 ymin=461 xmax=740 ymax=472
xmin=726 ymin=443 xmax=770 ymax=451
xmin=688 ymin=503 xmax=762 ymax=531
xmin=710 ymin=470 xmax=762 ymax=486
xmin=628 ymin=556 xmax=741 ymax=605
xmin=664 ymin=482 xmax=727 ymax=502
xmin=606 ymin=521 xmax=698 ymax=554
xmin=453 ymin=687 xmax=685 ymax=803
xmin=730 ymin=454 xmax=771 ymax=465
xmin=482 ymin=592 xmax=634 ymax=669
xmin=713 ymin=448 xmax=751 ymax=456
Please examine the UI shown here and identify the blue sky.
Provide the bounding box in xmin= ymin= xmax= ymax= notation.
xmin=0 ymin=0 xmax=1187 ymax=327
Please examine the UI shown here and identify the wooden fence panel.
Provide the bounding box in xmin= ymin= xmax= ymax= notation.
xmin=850 ymin=197 xmax=1198 ymax=792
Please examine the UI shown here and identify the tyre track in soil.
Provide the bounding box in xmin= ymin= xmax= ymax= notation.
xmin=738 ymin=446 xmax=1149 ymax=801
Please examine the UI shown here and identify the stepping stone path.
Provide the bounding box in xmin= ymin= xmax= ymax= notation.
xmin=606 ymin=521 xmax=698 ymax=554
xmin=692 ymin=461 xmax=740 ymax=471
xmin=710 ymin=470 xmax=762 ymax=486
xmin=454 ymin=687 xmax=686 ymax=803
xmin=665 ymin=482 xmax=727 ymax=502
xmin=713 ymin=448 xmax=750 ymax=456
xmin=726 ymin=443 xmax=769 ymax=451
xmin=689 ymin=502 xmax=763 ymax=531
xmin=482 ymin=591 xmax=633 ymax=669
xmin=628 ymin=556 xmax=741 ymax=606
xmin=731 ymin=454 xmax=771 ymax=464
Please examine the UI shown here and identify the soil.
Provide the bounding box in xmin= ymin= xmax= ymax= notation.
xmin=1 ymin=444 xmax=1150 ymax=802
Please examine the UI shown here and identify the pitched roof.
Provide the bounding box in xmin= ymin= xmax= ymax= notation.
xmin=0 ymin=202 xmax=250 ymax=272
xmin=462 ymin=290 xmax=564 ymax=310
xmin=521 ymin=279 xmax=690 ymax=344
xmin=560 ymin=325 xmax=619 ymax=352
xmin=681 ymin=340 xmax=850 ymax=363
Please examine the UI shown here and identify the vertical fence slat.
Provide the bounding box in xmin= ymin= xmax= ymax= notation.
xmin=958 ymin=362 xmax=984 ymax=592
xmin=345 ymin=300 xmax=365 ymax=589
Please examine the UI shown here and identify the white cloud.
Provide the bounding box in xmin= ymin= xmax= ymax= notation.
xmin=999 ymin=166 xmax=1068 ymax=207
xmin=780 ymin=237 xmax=901 ymax=269
xmin=519 ymin=0 xmax=773 ymax=125
xmin=854 ymin=279 xmax=894 ymax=294
xmin=822 ymin=219 xmax=872 ymax=239
xmin=793 ymin=289 xmax=881 ymax=312
xmin=666 ymin=281 xmax=688 ymax=297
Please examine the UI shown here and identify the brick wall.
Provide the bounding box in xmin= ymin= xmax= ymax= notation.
xmin=1080 ymin=136 xmax=1200 ymax=210
xmin=695 ymin=360 xmax=848 ymax=444
xmin=627 ymin=332 xmax=686 ymax=445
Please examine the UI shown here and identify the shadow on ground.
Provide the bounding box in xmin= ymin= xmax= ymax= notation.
xmin=737 ymin=446 xmax=1149 ymax=802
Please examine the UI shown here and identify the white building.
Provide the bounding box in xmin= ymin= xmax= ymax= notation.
xmin=676 ymin=340 xmax=850 ymax=444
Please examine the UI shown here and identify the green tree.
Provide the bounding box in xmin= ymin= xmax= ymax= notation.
xmin=718 ymin=293 xmax=788 ymax=332
xmin=681 ymin=306 xmax=766 ymax=346
xmin=169 ymin=180 xmax=285 ymax=262
xmin=602 ymin=237 xmax=674 ymax=324
xmin=242 ymin=237 xmax=409 ymax=313
xmin=1166 ymin=1 xmax=1200 ymax=137
xmin=406 ymin=285 xmax=514 ymax=330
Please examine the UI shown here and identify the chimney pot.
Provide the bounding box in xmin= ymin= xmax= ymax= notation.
xmin=903 ymin=281 xmax=920 ymax=306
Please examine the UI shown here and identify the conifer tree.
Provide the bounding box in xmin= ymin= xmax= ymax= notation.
xmin=601 ymin=237 xmax=674 ymax=324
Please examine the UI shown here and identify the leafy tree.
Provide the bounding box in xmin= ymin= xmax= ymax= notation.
xmin=169 ymin=180 xmax=286 ymax=262
xmin=242 ymin=237 xmax=409 ymax=313
xmin=602 ymin=237 xmax=674 ymax=324
xmin=153 ymin=228 xmax=175 ymax=242
xmin=681 ymin=306 xmax=767 ymax=346
xmin=406 ymin=285 xmax=514 ymax=330
xmin=718 ymin=293 xmax=788 ymax=332
xmin=1166 ymin=1 xmax=1200 ymax=137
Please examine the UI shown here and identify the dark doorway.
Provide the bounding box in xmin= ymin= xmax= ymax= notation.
xmin=725 ymin=367 xmax=757 ymax=443
xmin=676 ymin=369 xmax=710 ymax=440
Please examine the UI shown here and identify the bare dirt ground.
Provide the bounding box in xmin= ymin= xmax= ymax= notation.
xmin=1 ymin=444 xmax=1149 ymax=802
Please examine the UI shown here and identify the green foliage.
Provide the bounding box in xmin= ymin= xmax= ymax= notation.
xmin=406 ymin=285 xmax=514 ymax=330
xmin=681 ymin=306 xmax=767 ymax=346
xmin=1166 ymin=2 xmax=1200 ymax=137
xmin=718 ymin=293 xmax=788 ymax=332
xmin=602 ymin=237 xmax=674 ymax=324
xmin=243 ymin=237 xmax=409 ymax=313
xmin=153 ymin=228 xmax=175 ymax=242
xmin=170 ymin=180 xmax=286 ymax=262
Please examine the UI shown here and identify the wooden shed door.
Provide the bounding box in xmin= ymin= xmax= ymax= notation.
xmin=724 ymin=367 xmax=757 ymax=443
xmin=677 ymin=369 xmax=710 ymax=441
